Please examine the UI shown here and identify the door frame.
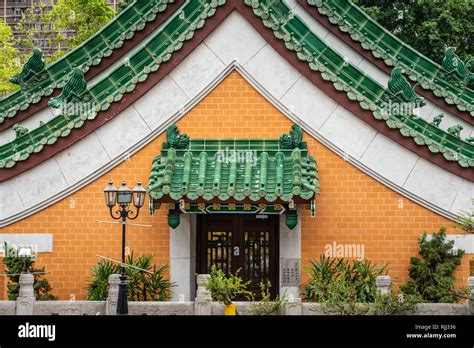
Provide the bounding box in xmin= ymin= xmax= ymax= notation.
xmin=168 ymin=208 xmax=302 ymax=301
xmin=196 ymin=214 xmax=280 ymax=298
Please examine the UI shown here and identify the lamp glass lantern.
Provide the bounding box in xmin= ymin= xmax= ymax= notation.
xmin=132 ymin=182 xmax=147 ymax=209
xmin=104 ymin=180 xmax=118 ymax=208
xmin=117 ymin=181 xmax=132 ymax=206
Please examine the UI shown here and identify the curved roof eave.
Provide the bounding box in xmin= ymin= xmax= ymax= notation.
xmin=0 ymin=0 xmax=471 ymax=181
xmin=0 ymin=0 xmax=182 ymax=131
xmin=299 ymin=0 xmax=473 ymax=124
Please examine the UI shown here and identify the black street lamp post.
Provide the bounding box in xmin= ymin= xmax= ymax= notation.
xmin=104 ymin=180 xmax=147 ymax=315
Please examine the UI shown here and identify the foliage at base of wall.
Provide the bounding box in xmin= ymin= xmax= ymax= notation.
xmin=249 ymin=281 xmax=288 ymax=316
xmin=303 ymin=256 xmax=387 ymax=303
xmin=400 ymin=227 xmax=470 ymax=303
xmin=2 ymin=243 xmax=56 ymax=301
xmin=303 ymin=255 xmax=421 ymax=315
xmin=85 ymin=253 xmax=172 ymax=301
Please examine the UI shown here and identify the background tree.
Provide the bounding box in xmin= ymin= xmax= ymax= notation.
xmin=1 ymin=0 xmax=114 ymax=95
xmin=15 ymin=2 xmax=68 ymax=62
xmin=0 ymin=19 xmax=21 ymax=97
xmin=400 ymin=227 xmax=468 ymax=303
xmin=117 ymin=0 xmax=133 ymax=13
xmin=355 ymin=0 xmax=473 ymax=65
xmin=48 ymin=0 xmax=114 ymax=48
xmin=3 ymin=243 xmax=56 ymax=301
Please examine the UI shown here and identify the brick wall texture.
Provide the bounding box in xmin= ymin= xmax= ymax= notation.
xmin=0 ymin=71 xmax=471 ymax=300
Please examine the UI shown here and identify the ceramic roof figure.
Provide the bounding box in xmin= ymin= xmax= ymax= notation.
xmin=9 ymin=48 xmax=45 ymax=86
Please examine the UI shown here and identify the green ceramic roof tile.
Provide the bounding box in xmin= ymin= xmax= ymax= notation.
xmin=1 ymin=0 xmax=472 ymax=171
xmin=0 ymin=0 xmax=175 ymax=125
xmin=147 ymin=125 xmax=320 ymax=203
xmin=0 ymin=0 xmax=225 ymax=169
xmin=305 ymin=0 xmax=474 ymax=117
xmin=245 ymin=0 xmax=473 ymax=168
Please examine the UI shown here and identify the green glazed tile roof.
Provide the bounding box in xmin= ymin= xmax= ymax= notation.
xmin=147 ymin=125 xmax=319 ymax=203
xmin=0 ymin=0 xmax=175 ymax=124
xmin=0 ymin=0 xmax=225 ymax=169
xmin=246 ymin=0 xmax=474 ymax=167
xmin=305 ymin=0 xmax=474 ymax=117
xmin=0 ymin=0 xmax=472 ymax=172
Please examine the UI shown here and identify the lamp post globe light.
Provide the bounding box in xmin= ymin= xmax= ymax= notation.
xmin=103 ymin=180 xmax=147 ymax=315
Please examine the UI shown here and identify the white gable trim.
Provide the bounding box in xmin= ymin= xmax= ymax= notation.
xmin=0 ymin=12 xmax=471 ymax=226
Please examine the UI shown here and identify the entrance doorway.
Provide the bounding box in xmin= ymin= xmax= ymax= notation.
xmin=196 ymin=214 xmax=279 ymax=298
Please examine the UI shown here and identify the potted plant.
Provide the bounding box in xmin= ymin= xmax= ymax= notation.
xmin=206 ymin=265 xmax=251 ymax=315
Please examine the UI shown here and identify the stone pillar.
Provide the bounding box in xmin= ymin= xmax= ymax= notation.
xmin=194 ymin=274 xmax=212 ymax=315
xmin=16 ymin=273 xmax=35 ymax=315
xmin=106 ymin=274 xmax=121 ymax=315
xmin=279 ymin=208 xmax=301 ymax=302
xmin=170 ymin=214 xmax=196 ymax=301
xmin=468 ymin=276 xmax=474 ymax=315
xmin=376 ymin=275 xmax=392 ymax=296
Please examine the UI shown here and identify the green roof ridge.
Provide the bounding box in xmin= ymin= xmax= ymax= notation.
xmin=0 ymin=0 xmax=472 ymax=171
xmin=0 ymin=0 xmax=225 ymax=169
xmin=246 ymin=0 xmax=473 ymax=167
xmin=147 ymin=124 xmax=320 ymax=203
xmin=0 ymin=0 xmax=175 ymax=125
xmin=305 ymin=0 xmax=473 ymax=117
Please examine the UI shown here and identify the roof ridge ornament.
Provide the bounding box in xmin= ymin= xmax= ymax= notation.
xmin=166 ymin=124 xmax=189 ymax=149
xmin=48 ymin=68 xmax=88 ymax=109
xmin=9 ymin=48 xmax=46 ymax=86
xmin=442 ymin=47 xmax=474 ymax=87
xmin=388 ymin=67 xmax=426 ymax=107
xmin=12 ymin=124 xmax=29 ymax=139
xmin=279 ymin=124 xmax=303 ymax=149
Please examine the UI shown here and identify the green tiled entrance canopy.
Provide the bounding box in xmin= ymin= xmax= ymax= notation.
xmin=147 ymin=124 xmax=319 ymax=204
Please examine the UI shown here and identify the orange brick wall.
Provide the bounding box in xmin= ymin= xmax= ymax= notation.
xmin=0 ymin=71 xmax=471 ymax=300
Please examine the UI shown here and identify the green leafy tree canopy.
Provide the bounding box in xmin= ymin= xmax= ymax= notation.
xmin=355 ymin=0 xmax=473 ymax=65
xmin=0 ymin=19 xmax=21 ymax=97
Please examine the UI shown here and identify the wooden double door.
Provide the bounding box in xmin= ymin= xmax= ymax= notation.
xmin=197 ymin=214 xmax=279 ymax=299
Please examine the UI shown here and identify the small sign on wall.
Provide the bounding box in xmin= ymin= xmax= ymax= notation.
xmin=281 ymin=258 xmax=300 ymax=287
xmin=0 ymin=234 xmax=53 ymax=253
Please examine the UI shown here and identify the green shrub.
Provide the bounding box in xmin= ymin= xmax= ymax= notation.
xmin=250 ymin=281 xmax=288 ymax=316
xmin=400 ymin=227 xmax=469 ymax=303
xmin=304 ymin=255 xmax=387 ymax=303
xmin=85 ymin=252 xmax=172 ymax=301
xmin=206 ymin=265 xmax=252 ymax=305
xmin=308 ymin=272 xmax=421 ymax=315
xmin=2 ymin=242 xmax=56 ymax=301
xmin=370 ymin=293 xmax=421 ymax=315
xmin=318 ymin=275 xmax=370 ymax=315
